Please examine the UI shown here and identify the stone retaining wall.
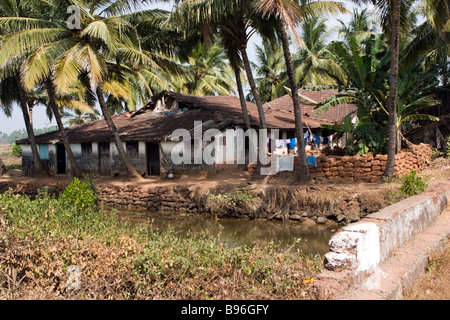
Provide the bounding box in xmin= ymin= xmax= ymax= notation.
xmin=288 ymin=143 xmax=433 ymax=182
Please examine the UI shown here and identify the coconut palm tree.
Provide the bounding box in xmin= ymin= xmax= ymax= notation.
xmin=337 ymin=7 xmax=378 ymax=44
xmin=401 ymin=0 xmax=450 ymax=84
xmin=0 ymin=1 xmax=46 ymax=175
xmin=293 ymin=16 xmax=346 ymax=86
xmin=177 ymin=0 xmax=271 ymax=129
xmin=0 ymin=0 xmax=85 ymax=177
xmin=257 ymin=0 xmax=347 ymax=180
xmin=170 ymin=41 xmax=235 ymax=96
xmin=349 ymin=0 xmax=416 ymax=175
xmin=0 ymin=1 xmax=176 ymax=180
xmin=251 ymin=38 xmax=287 ymax=103
xmin=220 ymin=34 xmax=252 ymax=129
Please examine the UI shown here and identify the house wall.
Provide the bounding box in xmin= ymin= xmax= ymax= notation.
xmin=78 ymin=142 xmax=99 ymax=171
xmin=159 ymin=140 xmax=214 ymax=175
xmin=21 ymin=144 xmax=57 ymax=175
xmin=21 ymin=145 xmax=34 ymax=175
xmin=110 ymin=141 xmax=147 ymax=175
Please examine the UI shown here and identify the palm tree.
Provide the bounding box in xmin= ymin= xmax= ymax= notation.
xmin=63 ymin=108 xmax=101 ymax=127
xmin=350 ymin=0 xmax=415 ymax=175
xmin=221 ymin=35 xmax=252 ymax=129
xmin=1 ymin=1 xmax=176 ymax=180
xmin=257 ymin=0 xmax=347 ymax=180
xmin=170 ymin=41 xmax=235 ymax=95
xmin=0 ymin=1 xmax=45 ymax=175
xmin=401 ymin=0 xmax=450 ymax=84
xmin=251 ymin=38 xmax=287 ymax=103
xmin=0 ymin=0 xmax=85 ymax=177
xmin=384 ymin=0 xmax=403 ymax=176
xmin=293 ymin=16 xmax=346 ymax=86
xmin=177 ymin=0 xmax=270 ymax=129
xmin=337 ymin=7 xmax=378 ymax=44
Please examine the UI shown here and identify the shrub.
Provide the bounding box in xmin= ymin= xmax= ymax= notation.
xmin=206 ymin=188 xmax=260 ymax=215
xmin=11 ymin=144 xmax=21 ymax=157
xmin=58 ymin=177 xmax=97 ymax=212
xmin=400 ymin=170 xmax=428 ymax=196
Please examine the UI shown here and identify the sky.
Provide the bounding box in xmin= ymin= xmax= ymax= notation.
xmin=0 ymin=1 xmax=358 ymax=135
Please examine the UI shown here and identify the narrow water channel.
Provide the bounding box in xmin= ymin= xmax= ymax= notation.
xmin=114 ymin=209 xmax=337 ymax=256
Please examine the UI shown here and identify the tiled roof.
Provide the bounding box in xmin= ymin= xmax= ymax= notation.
xmin=264 ymin=88 xmax=357 ymax=124
xmin=17 ymin=91 xmax=334 ymax=145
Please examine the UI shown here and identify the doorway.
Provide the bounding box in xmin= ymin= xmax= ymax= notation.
xmin=56 ymin=144 xmax=66 ymax=174
xmin=146 ymin=143 xmax=160 ymax=175
xmin=98 ymin=142 xmax=111 ymax=176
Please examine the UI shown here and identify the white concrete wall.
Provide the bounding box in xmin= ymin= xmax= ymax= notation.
xmin=323 ymin=183 xmax=450 ymax=275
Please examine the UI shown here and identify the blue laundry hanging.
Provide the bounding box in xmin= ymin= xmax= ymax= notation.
xmin=289 ymin=138 xmax=296 ymax=149
xmin=306 ymin=155 xmax=318 ymax=167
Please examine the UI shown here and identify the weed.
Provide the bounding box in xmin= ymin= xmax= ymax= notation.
xmin=399 ymin=170 xmax=428 ymax=196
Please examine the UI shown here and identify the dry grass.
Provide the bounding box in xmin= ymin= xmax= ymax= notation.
xmin=0 ymin=144 xmax=21 ymax=172
xmin=403 ymin=242 xmax=450 ymax=300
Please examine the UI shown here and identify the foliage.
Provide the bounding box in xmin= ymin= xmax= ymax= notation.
xmin=207 ymin=188 xmax=260 ymax=216
xmin=0 ymin=180 xmax=321 ymax=299
xmin=399 ymin=170 xmax=428 ymax=196
xmin=58 ymin=177 xmax=97 ymax=212
xmin=11 ymin=144 xmax=21 ymax=157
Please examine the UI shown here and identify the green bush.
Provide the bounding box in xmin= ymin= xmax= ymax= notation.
xmin=58 ymin=177 xmax=97 ymax=212
xmin=11 ymin=144 xmax=21 ymax=157
xmin=400 ymin=170 xmax=428 ymax=196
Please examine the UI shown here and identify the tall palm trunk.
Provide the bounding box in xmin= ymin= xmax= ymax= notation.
xmin=231 ymin=58 xmax=251 ymax=129
xmin=45 ymin=78 xmax=83 ymax=178
xmin=278 ymin=17 xmax=310 ymax=180
xmin=240 ymin=47 xmax=267 ymax=129
xmin=384 ymin=0 xmax=401 ymax=177
xmin=16 ymin=75 xmax=44 ymax=175
xmin=0 ymin=156 xmax=7 ymax=176
xmin=95 ymin=87 xmax=142 ymax=180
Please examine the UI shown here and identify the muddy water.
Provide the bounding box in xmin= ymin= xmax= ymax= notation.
xmin=115 ymin=209 xmax=337 ymax=256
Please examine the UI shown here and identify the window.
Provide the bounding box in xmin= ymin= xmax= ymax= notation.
xmin=81 ymin=143 xmax=92 ymax=158
xmin=126 ymin=141 xmax=139 ymax=158
xmin=39 ymin=144 xmax=49 ymax=160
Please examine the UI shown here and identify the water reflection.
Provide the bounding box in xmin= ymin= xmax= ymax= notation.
xmin=115 ymin=210 xmax=337 ymax=256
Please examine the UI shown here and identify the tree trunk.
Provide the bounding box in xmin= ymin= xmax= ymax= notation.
xmin=232 ymin=59 xmax=251 ymax=129
xmin=16 ymin=75 xmax=44 ymax=175
xmin=278 ymin=17 xmax=310 ymax=181
xmin=45 ymin=78 xmax=83 ymax=178
xmin=0 ymin=156 xmax=7 ymax=176
xmin=240 ymin=47 xmax=267 ymax=129
xmin=96 ymin=87 xmax=143 ymax=180
xmin=384 ymin=0 xmax=401 ymax=177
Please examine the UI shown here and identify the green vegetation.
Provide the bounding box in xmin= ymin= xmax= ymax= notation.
xmin=0 ymin=179 xmax=321 ymax=299
xmin=0 ymin=0 xmax=446 ymax=179
xmin=384 ymin=169 xmax=430 ymax=204
xmin=400 ymin=170 xmax=429 ymax=197
xmin=10 ymin=144 xmax=21 ymax=157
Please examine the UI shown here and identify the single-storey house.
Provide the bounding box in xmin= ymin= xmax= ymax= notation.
xmin=16 ymin=90 xmax=356 ymax=177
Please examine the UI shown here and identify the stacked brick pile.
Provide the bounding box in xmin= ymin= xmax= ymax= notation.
xmin=394 ymin=143 xmax=433 ymax=176
xmin=290 ymin=143 xmax=433 ymax=183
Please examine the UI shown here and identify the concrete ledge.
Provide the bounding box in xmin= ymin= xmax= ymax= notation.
xmin=309 ymin=183 xmax=450 ymax=300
